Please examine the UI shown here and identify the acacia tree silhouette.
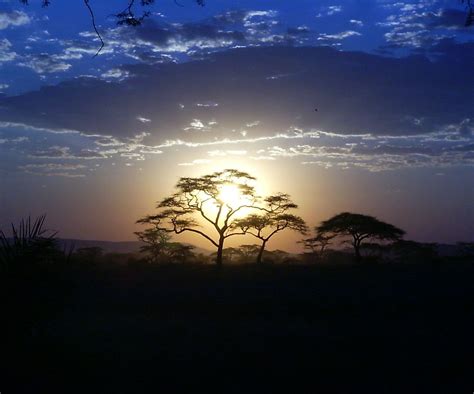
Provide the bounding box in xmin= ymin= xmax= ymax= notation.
xmin=316 ymin=212 xmax=405 ymax=263
xmin=300 ymin=231 xmax=335 ymax=262
xmin=233 ymin=193 xmax=307 ymax=264
xmin=134 ymin=227 xmax=174 ymax=263
xmin=137 ymin=169 xmax=259 ymax=266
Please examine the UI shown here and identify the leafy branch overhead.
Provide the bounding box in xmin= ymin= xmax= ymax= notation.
xmin=18 ymin=0 xmax=206 ymax=56
xmin=462 ymin=0 xmax=474 ymax=26
xmin=18 ymin=0 xmax=474 ymax=57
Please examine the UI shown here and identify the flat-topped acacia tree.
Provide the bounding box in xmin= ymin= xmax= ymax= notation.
xmin=232 ymin=193 xmax=308 ymax=264
xmin=137 ymin=169 xmax=260 ymax=266
xmin=316 ymin=212 xmax=405 ymax=262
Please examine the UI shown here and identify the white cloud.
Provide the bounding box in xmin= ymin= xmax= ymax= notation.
xmin=0 ymin=11 xmax=30 ymax=30
xmin=0 ymin=39 xmax=16 ymax=63
xmin=195 ymin=101 xmax=219 ymax=107
xmin=318 ymin=30 xmax=362 ymax=41
xmin=136 ymin=116 xmax=152 ymax=123
xmin=350 ymin=19 xmax=364 ymax=27
xmin=178 ymin=159 xmax=212 ymax=166
xmin=0 ymin=136 xmax=28 ymax=144
xmin=19 ymin=53 xmax=71 ymax=74
xmin=100 ymin=68 xmax=130 ymax=80
xmin=208 ymin=149 xmax=247 ymax=157
xmin=316 ymin=5 xmax=343 ymax=18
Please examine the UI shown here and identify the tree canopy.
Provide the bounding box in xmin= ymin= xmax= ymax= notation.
xmin=316 ymin=212 xmax=405 ymax=262
xmin=232 ymin=193 xmax=307 ymax=264
xmin=137 ymin=169 xmax=260 ymax=266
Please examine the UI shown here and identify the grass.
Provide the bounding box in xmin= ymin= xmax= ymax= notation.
xmin=2 ymin=261 xmax=473 ymax=393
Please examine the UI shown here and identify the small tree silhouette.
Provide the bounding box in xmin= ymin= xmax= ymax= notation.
xmin=316 ymin=212 xmax=405 ymax=263
xmin=233 ymin=194 xmax=307 ymax=264
xmin=135 ymin=227 xmax=174 ymax=263
xmin=166 ymin=243 xmax=195 ymax=264
xmin=300 ymin=231 xmax=335 ymax=263
xmin=137 ymin=169 xmax=259 ymax=266
xmin=237 ymin=244 xmax=260 ymax=262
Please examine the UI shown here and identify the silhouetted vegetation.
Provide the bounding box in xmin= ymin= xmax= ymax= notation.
xmin=2 ymin=207 xmax=472 ymax=392
xmin=316 ymin=212 xmax=405 ymax=263
xmin=0 ymin=215 xmax=64 ymax=273
xmin=300 ymin=231 xmax=335 ymax=263
xmin=138 ymin=169 xmax=300 ymax=265
xmin=134 ymin=227 xmax=196 ymax=263
xmin=233 ymin=193 xmax=308 ymax=264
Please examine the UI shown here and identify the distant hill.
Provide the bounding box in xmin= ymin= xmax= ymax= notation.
xmin=57 ymin=239 xmax=213 ymax=255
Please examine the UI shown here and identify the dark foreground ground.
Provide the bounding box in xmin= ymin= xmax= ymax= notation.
xmin=2 ymin=261 xmax=474 ymax=393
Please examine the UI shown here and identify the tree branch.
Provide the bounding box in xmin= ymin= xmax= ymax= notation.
xmin=83 ymin=0 xmax=104 ymax=57
xmin=174 ymin=227 xmax=218 ymax=247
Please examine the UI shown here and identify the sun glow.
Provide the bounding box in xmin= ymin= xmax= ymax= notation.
xmin=218 ymin=184 xmax=245 ymax=208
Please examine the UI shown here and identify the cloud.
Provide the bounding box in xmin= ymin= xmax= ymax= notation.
xmin=377 ymin=3 xmax=473 ymax=51
xmin=0 ymin=136 xmax=28 ymax=144
xmin=0 ymin=10 xmax=30 ymax=30
xmin=427 ymin=8 xmax=472 ymax=30
xmin=318 ymin=30 xmax=361 ymax=41
xmin=350 ymin=19 xmax=364 ymax=27
xmin=19 ymin=162 xmax=87 ymax=178
xmin=19 ymin=53 xmax=71 ymax=74
xmin=208 ymin=149 xmax=247 ymax=157
xmin=178 ymin=158 xmax=212 ymax=166
xmin=0 ymin=39 xmax=16 ymax=63
xmin=0 ymin=47 xmax=474 ymax=145
xmin=66 ymin=8 xmax=310 ymax=65
xmin=0 ymin=44 xmax=473 ymax=174
xmin=136 ymin=116 xmax=151 ymax=123
xmin=254 ymin=129 xmax=474 ymax=171
xmin=107 ymin=18 xmax=247 ymax=56
xmin=316 ymin=5 xmax=343 ymax=18
xmin=29 ymin=146 xmax=107 ymax=160
xmin=101 ymin=67 xmax=130 ymax=80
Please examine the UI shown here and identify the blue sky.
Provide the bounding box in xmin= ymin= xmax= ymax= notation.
xmin=0 ymin=0 xmax=473 ymax=246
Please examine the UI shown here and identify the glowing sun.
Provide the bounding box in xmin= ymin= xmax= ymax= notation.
xmin=218 ymin=184 xmax=246 ymax=208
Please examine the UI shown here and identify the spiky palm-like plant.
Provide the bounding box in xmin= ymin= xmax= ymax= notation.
xmin=0 ymin=215 xmax=59 ymax=272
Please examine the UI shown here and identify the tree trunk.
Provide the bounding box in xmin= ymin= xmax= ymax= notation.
xmin=256 ymin=241 xmax=266 ymax=264
xmin=354 ymin=241 xmax=361 ymax=263
xmin=215 ymin=237 xmax=225 ymax=266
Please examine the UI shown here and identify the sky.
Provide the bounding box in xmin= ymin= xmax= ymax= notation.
xmin=0 ymin=0 xmax=473 ymax=251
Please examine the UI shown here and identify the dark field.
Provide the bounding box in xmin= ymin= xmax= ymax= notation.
xmin=3 ymin=262 xmax=474 ymax=393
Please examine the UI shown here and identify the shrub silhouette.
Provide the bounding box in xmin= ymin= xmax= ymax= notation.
xmin=0 ymin=215 xmax=61 ymax=273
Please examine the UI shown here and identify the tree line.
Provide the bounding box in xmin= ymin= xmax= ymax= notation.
xmin=136 ymin=169 xmax=406 ymax=265
xmin=1 ymin=169 xmax=472 ymax=271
